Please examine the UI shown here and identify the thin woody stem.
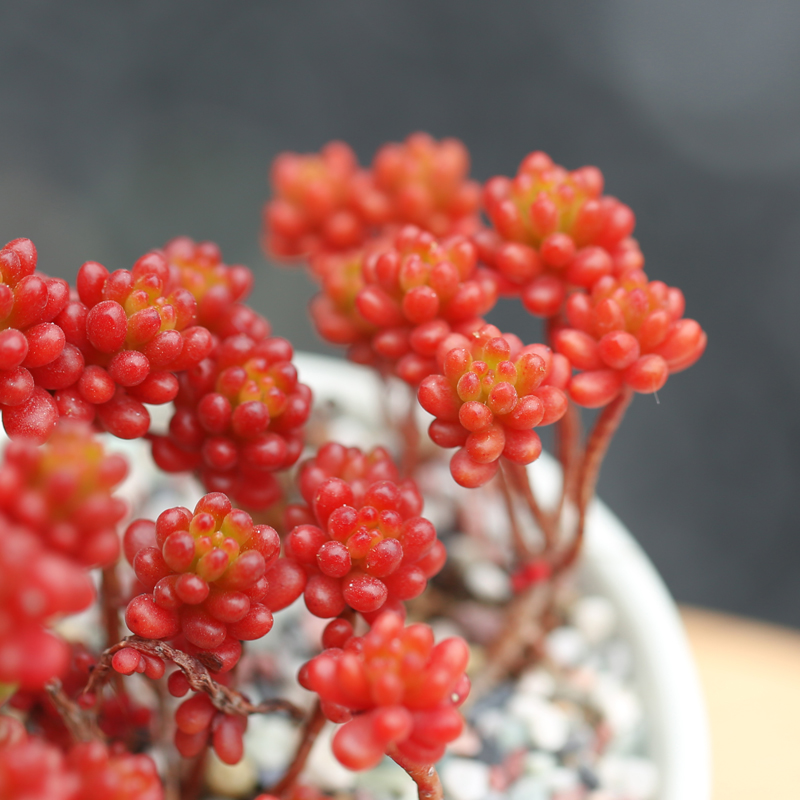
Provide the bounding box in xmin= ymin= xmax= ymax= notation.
xmin=506 ymin=461 xmax=557 ymax=551
xmin=497 ymin=461 xmax=530 ymax=561
xmin=180 ymin=748 xmax=207 ymax=800
xmin=100 ymin=563 xmax=124 ymax=695
xmin=86 ymin=637 xmax=303 ymax=721
xmin=554 ymin=400 xmax=582 ymax=516
xmin=101 ymin=564 xmax=122 ymax=647
xmin=388 ymin=748 xmax=443 ymax=800
xmin=556 ymin=387 xmax=633 ymax=574
xmin=465 ymin=579 xmax=555 ymax=702
xmin=269 ymin=701 xmax=326 ymax=797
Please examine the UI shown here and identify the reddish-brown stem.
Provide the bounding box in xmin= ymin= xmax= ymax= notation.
xmin=506 ymin=461 xmax=556 ymax=551
xmin=100 ymin=563 xmax=124 ymax=694
xmin=86 ymin=637 xmax=303 ymax=721
xmin=388 ymin=748 xmax=443 ymax=800
xmin=269 ymin=701 xmax=326 ymax=797
xmin=466 ymin=579 xmax=555 ymax=702
xmin=180 ymin=748 xmax=207 ymax=800
xmin=45 ymin=679 xmax=104 ymax=743
xmin=555 ymin=400 xmax=582 ymax=516
xmin=556 ymin=387 xmax=633 ymax=574
xmin=497 ymin=462 xmax=531 ymax=561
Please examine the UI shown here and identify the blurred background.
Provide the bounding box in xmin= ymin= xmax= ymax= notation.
xmin=0 ymin=1 xmax=796 ymax=626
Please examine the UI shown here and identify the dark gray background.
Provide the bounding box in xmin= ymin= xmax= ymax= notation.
xmin=1 ymin=2 xmax=797 ymax=626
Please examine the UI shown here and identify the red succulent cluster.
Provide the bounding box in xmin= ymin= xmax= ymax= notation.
xmin=151 ymin=335 xmax=311 ymax=510
xmin=264 ymin=141 xmax=365 ymax=257
xmin=264 ymin=134 xmax=482 ymax=260
xmin=282 ymin=445 xmax=445 ymax=618
xmin=58 ymin=251 xmax=212 ymax=436
xmin=478 ymin=151 xmax=642 ymax=318
xmin=300 ymin=611 xmax=470 ymax=770
xmin=419 ymin=324 xmax=569 ymax=487
xmin=0 ymin=421 xmax=128 ymax=567
xmin=308 ymin=244 xmax=382 ymax=359
xmin=367 ymin=133 xmax=481 ymax=237
xmin=0 ymin=237 xmax=219 ymax=443
xmin=349 ymin=226 xmax=497 ymax=384
xmin=287 ymin=442 xmax=400 ymax=524
xmin=553 ymin=271 xmax=708 ymax=407
xmin=0 ymin=238 xmax=71 ymax=440
xmin=0 ymin=719 xmax=162 ymax=800
xmin=124 ymin=493 xmax=280 ymax=669
xmin=163 ymin=237 xmax=266 ymax=339
xmin=0 ymin=513 xmax=94 ymax=690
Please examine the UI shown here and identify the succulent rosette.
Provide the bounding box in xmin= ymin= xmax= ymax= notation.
xmin=300 ymin=612 xmax=470 ymax=769
xmin=553 ymin=270 xmax=708 ymax=407
xmin=419 ymin=324 xmax=569 ymax=487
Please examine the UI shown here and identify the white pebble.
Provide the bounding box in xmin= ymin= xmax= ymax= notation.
xmin=204 ymin=752 xmax=258 ymax=797
xmin=517 ymin=667 xmax=556 ymax=698
xmin=474 ymin=707 xmax=507 ymax=738
xmin=509 ymin=695 xmax=571 ymax=752
xmin=524 ymin=750 xmax=557 ymax=776
xmin=464 ymin=561 xmax=512 ymax=602
xmin=507 ymin=775 xmax=547 ymax=800
xmin=495 ymin=718 xmax=529 ymax=752
xmin=356 ymin=759 xmax=417 ymax=800
xmin=448 ymin=723 xmax=483 ymax=757
xmin=546 ymin=626 xmax=587 ymax=668
xmin=246 ymin=715 xmax=299 ymax=772
xmin=544 ymin=765 xmax=580 ymax=792
xmin=597 ymin=756 xmax=659 ymax=799
xmin=440 ymin=758 xmax=491 ymax=800
xmin=428 ymin=616 xmax=463 ymax=643
xmin=570 ymin=596 xmax=617 ymax=644
xmin=593 ymin=677 xmax=642 ymax=738
xmin=303 ymin=724 xmax=357 ymax=791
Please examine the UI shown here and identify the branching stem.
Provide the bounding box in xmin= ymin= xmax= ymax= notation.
xmin=86 ymin=637 xmax=303 ymax=721
xmin=556 ymin=387 xmax=633 ymax=574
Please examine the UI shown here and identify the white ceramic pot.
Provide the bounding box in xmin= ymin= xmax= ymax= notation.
xmin=294 ymin=352 xmax=711 ymax=800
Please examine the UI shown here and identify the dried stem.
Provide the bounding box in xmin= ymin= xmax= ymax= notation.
xmin=269 ymin=700 xmax=326 ymax=797
xmin=388 ymin=747 xmax=443 ymax=800
xmin=45 ymin=679 xmax=104 ymax=743
xmin=556 ymin=387 xmax=633 ymax=574
xmin=497 ymin=462 xmax=530 ymax=561
xmin=86 ymin=637 xmax=303 ymax=721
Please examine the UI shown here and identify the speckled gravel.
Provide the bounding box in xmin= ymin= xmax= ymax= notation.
xmin=102 ymin=423 xmax=659 ymax=800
